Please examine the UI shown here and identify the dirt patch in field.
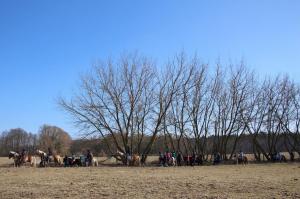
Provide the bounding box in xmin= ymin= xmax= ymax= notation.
xmin=0 ymin=158 xmax=299 ymax=199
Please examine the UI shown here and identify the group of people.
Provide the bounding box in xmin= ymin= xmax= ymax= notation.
xmin=158 ymin=150 xmax=247 ymax=166
xmin=38 ymin=147 xmax=61 ymax=167
xmin=271 ymin=152 xmax=287 ymax=162
xmin=214 ymin=150 xmax=246 ymax=165
xmin=62 ymin=149 xmax=94 ymax=167
xmin=116 ymin=146 xmax=141 ymax=166
xmin=158 ymin=151 xmax=204 ymax=167
xmin=8 ymin=148 xmax=97 ymax=167
xmin=158 ymin=151 xmax=177 ymax=166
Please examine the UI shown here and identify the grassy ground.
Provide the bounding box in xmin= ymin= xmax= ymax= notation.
xmin=0 ymin=158 xmax=299 ymax=199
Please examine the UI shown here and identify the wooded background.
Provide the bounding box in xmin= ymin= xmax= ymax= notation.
xmin=1 ymin=53 xmax=300 ymax=162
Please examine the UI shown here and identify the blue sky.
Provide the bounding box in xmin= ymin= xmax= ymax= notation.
xmin=0 ymin=1 xmax=300 ymax=137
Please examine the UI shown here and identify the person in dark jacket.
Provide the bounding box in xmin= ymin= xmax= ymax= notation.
xmin=47 ymin=147 xmax=53 ymax=163
xmin=176 ymin=152 xmax=183 ymax=166
xmin=86 ymin=150 xmax=93 ymax=166
xmin=19 ymin=149 xmax=26 ymax=164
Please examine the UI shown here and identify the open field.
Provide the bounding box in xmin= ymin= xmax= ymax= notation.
xmin=0 ymin=158 xmax=300 ymax=199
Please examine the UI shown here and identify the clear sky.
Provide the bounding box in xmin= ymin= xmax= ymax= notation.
xmin=0 ymin=1 xmax=300 ymax=137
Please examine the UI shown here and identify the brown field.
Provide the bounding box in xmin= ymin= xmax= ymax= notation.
xmin=0 ymin=158 xmax=300 ymax=199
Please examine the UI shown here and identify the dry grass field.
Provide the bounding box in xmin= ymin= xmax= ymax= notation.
xmin=0 ymin=157 xmax=300 ymax=199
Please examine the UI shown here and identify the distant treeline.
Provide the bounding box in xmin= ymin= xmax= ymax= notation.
xmin=0 ymin=125 xmax=71 ymax=156
xmin=1 ymin=127 xmax=299 ymax=161
xmin=70 ymin=133 xmax=300 ymax=159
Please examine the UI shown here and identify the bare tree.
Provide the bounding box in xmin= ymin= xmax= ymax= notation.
xmin=186 ymin=63 xmax=216 ymax=159
xmin=211 ymin=65 xmax=250 ymax=160
xmin=277 ymin=78 xmax=300 ymax=159
xmin=165 ymin=54 xmax=198 ymax=155
xmin=140 ymin=54 xmax=187 ymax=163
xmin=38 ymin=125 xmax=72 ymax=155
xmin=59 ymin=53 xmax=185 ymax=164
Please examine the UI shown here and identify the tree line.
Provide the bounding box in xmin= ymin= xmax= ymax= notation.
xmin=0 ymin=125 xmax=71 ymax=156
xmin=70 ymin=133 xmax=299 ymax=159
xmin=58 ymin=52 xmax=300 ymax=163
xmin=1 ymin=126 xmax=298 ymax=160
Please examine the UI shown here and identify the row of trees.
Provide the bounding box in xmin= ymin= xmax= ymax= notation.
xmin=0 ymin=125 xmax=71 ymax=156
xmin=69 ymin=133 xmax=297 ymax=159
xmin=1 ymin=126 xmax=296 ymax=159
xmin=59 ymin=52 xmax=300 ymax=163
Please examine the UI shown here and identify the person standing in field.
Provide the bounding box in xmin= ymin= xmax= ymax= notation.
xmin=86 ymin=149 xmax=93 ymax=166
xmin=192 ymin=151 xmax=196 ymax=166
xmin=172 ymin=151 xmax=177 ymax=159
xmin=213 ymin=152 xmax=221 ymax=165
xmin=165 ymin=151 xmax=172 ymax=166
xmin=125 ymin=145 xmax=131 ymax=166
xmin=239 ymin=150 xmax=244 ymax=160
xmin=47 ymin=147 xmax=53 ymax=163
xmin=159 ymin=151 xmax=164 ymax=166
xmin=176 ymin=152 xmax=183 ymax=166
xmin=63 ymin=155 xmax=69 ymax=167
